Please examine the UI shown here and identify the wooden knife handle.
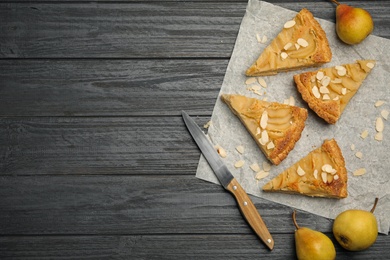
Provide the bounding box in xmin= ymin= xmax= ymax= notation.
xmin=226 ymin=178 xmax=274 ymax=250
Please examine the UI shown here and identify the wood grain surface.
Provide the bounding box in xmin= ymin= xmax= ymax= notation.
xmin=0 ymin=0 xmax=389 ymax=259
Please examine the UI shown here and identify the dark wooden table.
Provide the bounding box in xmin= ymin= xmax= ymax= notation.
xmin=1 ymin=0 xmax=389 ymax=258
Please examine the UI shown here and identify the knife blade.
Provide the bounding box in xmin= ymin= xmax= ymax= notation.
xmin=182 ymin=110 xmax=274 ymax=250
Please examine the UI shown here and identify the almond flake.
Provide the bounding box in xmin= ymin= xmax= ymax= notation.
xmin=375 ymin=132 xmax=383 ymax=141
xmin=334 ymin=174 xmax=339 ymax=180
xmin=297 ymin=38 xmax=309 ymax=47
xmin=322 ymin=164 xmax=333 ymax=173
xmin=261 ymin=35 xmax=268 ymax=44
xmin=256 ymin=127 xmax=261 ymax=136
xmin=331 ymin=78 xmax=343 ymax=84
xmin=261 ymin=130 xmax=269 ymax=144
xmin=341 ymin=88 xmax=347 ymax=95
xmin=245 ymin=77 xmax=257 ymax=85
xmin=353 ymin=168 xmax=366 ymax=176
xmin=289 ymin=96 xmax=295 ymax=106
xmin=281 ymin=52 xmax=288 ymax=60
xmin=312 ymin=86 xmax=321 ymax=99
xmin=295 ymin=43 xmax=300 ymax=50
xmin=381 ymin=110 xmax=389 ymax=120
xmin=316 ymin=71 xmax=324 ymax=81
xmin=333 ymin=96 xmax=340 ymax=101
xmin=234 ymin=160 xmax=245 ymax=168
xmin=203 ymin=120 xmax=212 ymax=129
xmin=360 ymin=130 xmax=369 ymax=139
xmin=260 ymin=111 xmax=268 ymax=129
xmin=256 ymin=34 xmax=262 ymax=43
xmin=321 ymin=172 xmax=328 ymax=183
xmin=257 ymin=77 xmax=267 ymax=88
xmin=322 ymin=94 xmax=330 ymax=100
xmin=366 ymin=62 xmax=375 ymax=69
xmin=284 ymin=20 xmax=296 ymax=29
xmin=350 ymin=144 xmax=355 ymax=151
xmin=319 ymin=86 xmax=330 ymax=94
xmin=266 ymin=141 xmax=275 ymax=150
xmin=216 ymin=146 xmax=227 ymax=158
xmin=376 ymin=117 xmax=384 ymax=132
xmin=336 ymin=66 xmax=347 ymax=76
xmin=236 ymin=145 xmax=244 ymax=154
xmin=355 ymin=151 xmax=363 ymax=159
xmin=255 ymin=170 xmax=269 ymax=180
xmin=263 ymin=161 xmax=271 ymax=172
xmin=297 ymin=166 xmax=306 ymax=176
xmin=284 ymin=42 xmax=293 ymax=50
xmin=313 ymin=169 xmax=318 ymax=179
xmin=375 ymin=100 xmax=385 ymax=107
xmin=250 ymin=163 xmax=261 ymax=172
xmin=321 ymin=76 xmax=331 ymax=87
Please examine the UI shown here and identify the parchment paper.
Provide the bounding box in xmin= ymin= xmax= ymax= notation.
xmin=196 ymin=0 xmax=390 ymax=234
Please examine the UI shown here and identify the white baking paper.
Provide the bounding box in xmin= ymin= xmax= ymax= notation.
xmin=195 ymin=0 xmax=390 ymax=234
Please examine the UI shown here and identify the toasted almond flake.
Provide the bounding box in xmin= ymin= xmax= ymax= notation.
xmin=256 ymin=127 xmax=261 ymax=136
xmin=375 ymin=132 xmax=383 ymax=141
xmin=376 ymin=117 xmax=384 ymax=132
xmin=322 ymin=164 xmax=333 ymax=173
xmin=250 ymin=163 xmax=261 ymax=172
xmin=261 ymin=35 xmax=268 ymax=43
xmin=353 ymin=168 xmax=366 ymax=176
xmin=331 ymin=78 xmax=343 ymax=84
xmin=283 ymin=98 xmax=290 ymax=105
xmin=319 ymin=86 xmax=330 ymax=94
xmin=321 ymin=76 xmax=331 ymax=87
xmin=234 ymin=160 xmax=245 ymax=168
xmin=257 ymin=77 xmax=267 ymax=88
xmin=260 ymin=111 xmax=268 ymax=129
xmin=321 ymin=172 xmax=328 ymax=183
xmin=366 ymin=62 xmax=375 ymax=69
xmin=295 ymin=43 xmax=300 ymax=50
xmin=258 ymin=138 xmax=266 ymax=145
xmin=297 ymin=166 xmax=306 ymax=176
xmin=350 ymin=144 xmax=355 ymax=151
xmin=216 ymin=146 xmax=227 ymax=158
xmin=203 ymin=120 xmax=212 ymax=129
xmin=381 ymin=110 xmax=389 ymax=120
xmin=263 ymin=161 xmax=271 ymax=172
xmin=261 ymin=130 xmax=269 ymax=144
xmin=281 ymin=52 xmax=288 ymax=60
xmin=254 ymin=90 xmax=263 ymax=96
xmin=330 ymin=169 xmax=337 ymax=175
xmin=360 ymin=130 xmax=369 ymax=139
xmin=316 ymin=71 xmax=324 ymax=81
xmin=267 ymin=141 xmax=275 ymax=150
xmin=289 ymin=96 xmax=295 ymax=106
xmin=341 ymin=88 xmax=347 ymax=95
xmin=312 ymin=86 xmax=321 ymax=99
xmin=256 ymin=34 xmax=262 ymax=43
xmin=250 ymin=85 xmax=261 ymax=91
xmin=284 ymin=42 xmax=293 ymax=50
xmin=236 ymin=145 xmax=244 ymax=154
xmin=284 ymin=20 xmax=296 ymax=29
xmin=313 ymin=169 xmax=318 ymax=179
xmin=333 ymin=96 xmax=340 ymax=101
xmin=336 ymin=66 xmax=347 ymax=76
xmin=355 ymin=151 xmax=363 ymax=159
xmin=255 ymin=170 xmax=269 ymax=180
xmin=297 ymin=38 xmax=308 ymax=47
xmin=245 ymin=77 xmax=257 ymax=85
xmin=322 ymin=94 xmax=330 ymax=100
xmin=375 ymin=100 xmax=385 ymax=107
xmin=334 ymin=174 xmax=339 ymax=180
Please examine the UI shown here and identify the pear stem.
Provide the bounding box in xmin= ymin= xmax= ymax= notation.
xmin=292 ymin=210 xmax=300 ymax=229
xmin=370 ymin=197 xmax=379 ymax=213
xmin=330 ymin=0 xmax=341 ymax=5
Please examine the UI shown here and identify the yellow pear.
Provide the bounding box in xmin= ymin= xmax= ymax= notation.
xmin=331 ymin=0 xmax=374 ymax=45
xmin=293 ymin=211 xmax=336 ymax=260
xmin=333 ymin=198 xmax=379 ymax=251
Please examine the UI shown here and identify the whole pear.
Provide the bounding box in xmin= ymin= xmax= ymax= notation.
xmin=333 ymin=198 xmax=379 ymax=251
xmin=292 ymin=211 xmax=336 ymax=260
xmin=331 ymin=0 xmax=374 ymax=45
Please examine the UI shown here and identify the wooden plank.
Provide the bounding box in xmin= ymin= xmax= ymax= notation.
xmin=0 ymin=59 xmax=225 ymax=116
xmin=1 ymin=233 xmax=388 ymax=259
xmin=0 ymin=175 xmax=334 ymax=235
xmin=0 ymin=116 xmax=208 ymax=175
xmin=1 ymin=2 xmax=389 ymax=58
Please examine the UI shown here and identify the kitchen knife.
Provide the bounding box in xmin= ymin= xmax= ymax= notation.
xmin=182 ymin=111 xmax=274 ymax=250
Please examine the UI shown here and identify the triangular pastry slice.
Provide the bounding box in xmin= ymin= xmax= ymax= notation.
xmin=246 ymin=8 xmax=332 ymax=76
xmin=262 ymin=139 xmax=348 ymax=199
xmin=221 ymin=94 xmax=308 ymax=165
xmin=294 ymin=60 xmax=375 ymax=124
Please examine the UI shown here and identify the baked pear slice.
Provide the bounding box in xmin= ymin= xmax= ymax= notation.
xmin=246 ymin=8 xmax=332 ymax=76
xmin=221 ymin=94 xmax=308 ymax=165
xmin=294 ymin=60 xmax=375 ymax=124
xmin=263 ymin=139 xmax=348 ymax=199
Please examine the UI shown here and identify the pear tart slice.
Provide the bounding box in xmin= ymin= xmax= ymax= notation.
xmin=246 ymin=8 xmax=332 ymax=76
xmin=263 ymin=139 xmax=348 ymax=199
xmin=294 ymin=60 xmax=375 ymax=124
xmin=221 ymin=94 xmax=308 ymax=165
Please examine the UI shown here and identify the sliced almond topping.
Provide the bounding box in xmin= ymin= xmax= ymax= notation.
xmin=263 ymin=161 xmax=271 ymax=172
xmin=334 ymin=174 xmax=339 ymax=180
xmin=376 ymin=117 xmax=384 ymax=132
xmin=295 ymin=43 xmax=300 ymax=50
xmin=216 ymin=146 xmax=227 ymax=158
xmin=255 ymin=170 xmax=269 ymax=180
xmin=375 ymin=132 xmax=383 ymax=141
xmin=330 ymin=169 xmax=337 ymax=175
xmin=331 ymin=78 xmax=343 ymax=84
xmin=234 ymin=160 xmax=245 ymax=168
xmin=236 ymin=145 xmax=244 ymax=154
xmin=321 ymin=76 xmax=331 ymax=87
xmin=289 ymin=96 xmax=295 ymax=106
xmin=333 ymin=96 xmax=340 ymax=101
xmin=250 ymin=163 xmax=261 ymax=172
xmin=350 ymin=144 xmax=355 ymax=151
xmin=366 ymin=62 xmax=375 ymax=69
xmin=322 ymin=164 xmax=333 ymax=173
xmin=256 ymin=127 xmax=261 ymax=136
xmin=297 ymin=38 xmax=309 ymax=47
xmin=322 ymin=94 xmax=330 ymax=100
xmin=353 ymin=168 xmax=366 ymax=176
xmin=341 ymin=88 xmax=347 ymax=95
xmin=381 ymin=110 xmax=389 ymax=120
xmin=261 ymin=130 xmax=269 ymax=144
xmin=284 ymin=42 xmax=293 ymax=50
xmin=321 ymin=172 xmax=328 ymax=183
xmin=312 ymin=86 xmax=321 ymax=99
xmin=327 ymin=174 xmax=333 ymax=183
xmin=335 ymin=66 xmax=347 ymax=76
xmin=360 ymin=130 xmax=369 ymax=139
xmin=256 ymin=33 xmax=262 ymax=43
xmin=313 ymin=169 xmax=318 ymax=179
xmin=316 ymin=71 xmax=324 ymax=81
xmin=319 ymin=86 xmax=330 ymax=94
xmin=281 ymin=52 xmax=288 ymax=60
xmin=245 ymin=77 xmax=257 ymax=85
xmin=375 ymin=100 xmax=385 ymax=107
xmin=297 ymin=166 xmax=305 ymax=176
xmin=261 ymin=35 xmax=268 ymax=44
xmin=266 ymin=141 xmax=275 ymax=150
xmin=260 ymin=111 xmax=268 ymax=129
xmin=203 ymin=120 xmax=212 ymax=129
xmin=284 ymin=20 xmax=296 ymax=29
xmin=355 ymin=151 xmax=363 ymax=159
xmin=257 ymin=77 xmax=267 ymax=88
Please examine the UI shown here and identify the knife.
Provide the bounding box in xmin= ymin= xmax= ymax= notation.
xmin=182 ymin=111 xmax=274 ymax=250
